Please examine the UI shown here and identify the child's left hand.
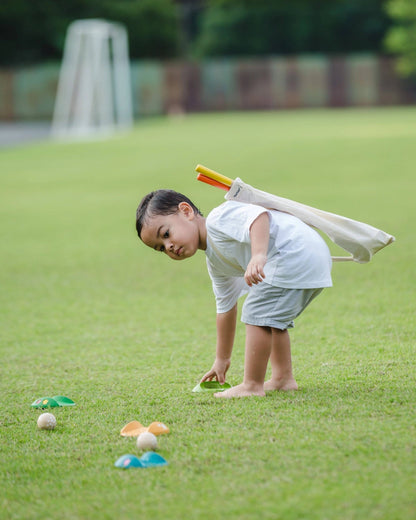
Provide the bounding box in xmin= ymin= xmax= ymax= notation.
xmin=245 ymin=254 xmax=267 ymax=287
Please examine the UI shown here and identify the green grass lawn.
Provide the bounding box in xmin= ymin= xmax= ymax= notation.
xmin=0 ymin=107 xmax=415 ymax=520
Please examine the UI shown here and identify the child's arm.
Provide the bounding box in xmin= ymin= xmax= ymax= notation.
xmin=244 ymin=212 xmax=270 ymax=287
xmin=200 ymin=304 xmax=237 ymax=384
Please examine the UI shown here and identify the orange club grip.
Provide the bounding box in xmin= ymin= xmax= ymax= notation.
xmin=197 ymin=173 xmax=230 ymax=191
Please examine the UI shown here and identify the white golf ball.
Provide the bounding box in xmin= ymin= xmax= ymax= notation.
xmin=37 ymin=412 xmax=56 ymax=430
xmin=136 ymin=432 xmax=157 ymax=451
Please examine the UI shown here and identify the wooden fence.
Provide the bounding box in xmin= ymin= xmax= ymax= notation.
xmin=0 ymin=55 xmax=414 ymax=120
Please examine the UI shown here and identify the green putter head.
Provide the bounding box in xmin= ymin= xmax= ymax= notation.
xmin=31 ymin=397 xmax=60 ymax=409
xmin=52 ymin=396 xmax=75 ymax=406
xmin=31 ymin=395 xmax=75 ymax=408
xmin=192 ymin=381 xmax=231 ymax=393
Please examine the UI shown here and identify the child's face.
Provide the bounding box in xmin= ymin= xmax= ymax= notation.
xmin=140 ymin=203 xmax=203 ymax=261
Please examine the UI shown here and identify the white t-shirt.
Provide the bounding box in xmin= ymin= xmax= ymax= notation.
xmin=205 ymin=201 xmax=332 ymax=313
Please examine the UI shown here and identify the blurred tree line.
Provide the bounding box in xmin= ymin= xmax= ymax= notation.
xmin=384 ymin=0 xmax=416 ymax=77
xmin=0 ymin=0 xmax=398 ymax=66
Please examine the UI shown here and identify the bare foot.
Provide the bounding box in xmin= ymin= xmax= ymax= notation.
xmin=264 ymin=378 xmax=298 ymax=392
xmin=214 ymin=383 xmax=265 ymax=398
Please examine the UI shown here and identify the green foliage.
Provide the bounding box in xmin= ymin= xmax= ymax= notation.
xmin=194 ymin=0 xmax=391 ymax=57
xmin=0 ymin=108 xmax=415 ymax=519
xmin=385 ymin=0 xmax=416 ymax=76
xmin=0 ymin=0 xmax=180 ymax=65
xmin=0 ymin=0 xmax=393 ymax=65
xmin=100 ymin=0 xmax=180 ymax=59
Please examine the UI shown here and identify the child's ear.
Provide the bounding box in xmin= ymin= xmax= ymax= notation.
xmin=178 ymin=202 xmax=194 ymax=219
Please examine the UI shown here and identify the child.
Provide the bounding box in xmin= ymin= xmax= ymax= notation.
xmin=136 ymin=189 xmax=332 ymax=398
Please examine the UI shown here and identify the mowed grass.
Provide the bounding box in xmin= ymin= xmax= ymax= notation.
xmin=0 ymin=107 xmax=415 ymax=520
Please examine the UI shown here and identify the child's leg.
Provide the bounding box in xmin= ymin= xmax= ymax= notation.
xmin=214 ymin=324 xmax=271 ymax=398
xmin=264 ymin=328 xmax=298 ymax=391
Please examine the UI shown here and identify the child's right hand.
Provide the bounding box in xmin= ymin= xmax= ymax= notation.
xmin=200 ymin=358 xmax=230 ymax=385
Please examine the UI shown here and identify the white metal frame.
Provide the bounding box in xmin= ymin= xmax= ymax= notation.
xmin=52 ymin=19 xmax=133 ymax=139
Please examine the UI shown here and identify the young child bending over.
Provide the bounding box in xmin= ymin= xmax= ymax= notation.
xmin=136 ymin=189 xmax=332 ymax=398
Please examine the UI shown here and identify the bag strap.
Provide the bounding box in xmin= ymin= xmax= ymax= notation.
xmin=208 ymin=235 xmax=352 ymax=266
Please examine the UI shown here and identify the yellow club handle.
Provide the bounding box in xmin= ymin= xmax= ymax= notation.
xmin=195 ymin=164 xmax=233 ymax=187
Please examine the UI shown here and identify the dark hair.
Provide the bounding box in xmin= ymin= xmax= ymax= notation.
xmin=135 ymin=189 xmax=202 ymax=238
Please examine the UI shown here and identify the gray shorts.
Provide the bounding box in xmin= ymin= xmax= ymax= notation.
xmin=241 ymin=283 xmax=323 ymax=330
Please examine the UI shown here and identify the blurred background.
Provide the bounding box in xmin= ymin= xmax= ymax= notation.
xmin=0 ymin=0 xmax=415 ymax=142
